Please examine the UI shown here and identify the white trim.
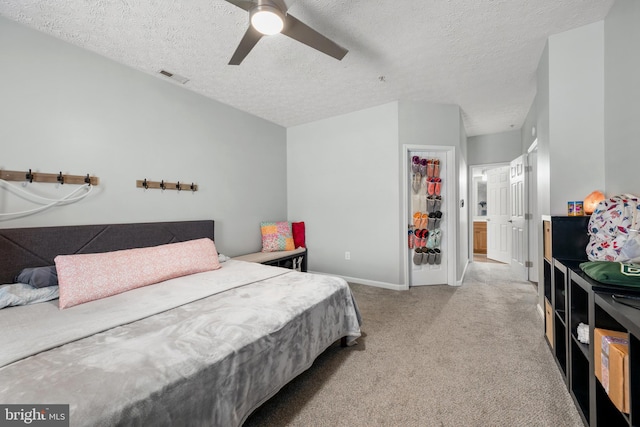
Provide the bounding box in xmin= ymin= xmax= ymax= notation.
xmin=456 ymin=258 xmax=469 ymax=286
xmin=537 ymin=303 xmax=544 ymax=320
xmin=527 ymin=148 xmax=539 ymax=283
xmin=402 ymin=144 xmax=456 ymax=288
xmin=308 ymin=270 xmax=405 ymax=291
xmin=468 ymin=161 xmax=511 ymax=170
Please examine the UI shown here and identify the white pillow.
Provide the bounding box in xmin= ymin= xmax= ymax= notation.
xmin=0 ymin=283 xmax=59 ymax=309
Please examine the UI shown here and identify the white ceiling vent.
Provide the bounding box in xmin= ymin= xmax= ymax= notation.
xmin=159 ymin=70 xmax=189 ymax=85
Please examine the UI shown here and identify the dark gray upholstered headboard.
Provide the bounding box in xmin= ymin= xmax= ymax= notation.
xmin=0 ymin=220 xmax=214 ymax=284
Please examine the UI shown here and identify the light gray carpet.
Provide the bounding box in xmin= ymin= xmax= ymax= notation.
xmin=244 ymin=262 xmax=583 ymax=426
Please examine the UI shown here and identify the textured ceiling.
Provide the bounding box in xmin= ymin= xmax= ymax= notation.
xmin=0 ymin=0 xmax=615 ymax=136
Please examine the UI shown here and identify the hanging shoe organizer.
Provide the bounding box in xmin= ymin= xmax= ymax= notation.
xmin=409 ymin=155 xmax=443 ymax=265
xmin=405 ymin=145 xmax=456 ymax=287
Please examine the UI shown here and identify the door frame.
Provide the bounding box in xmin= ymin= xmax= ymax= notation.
xmin=527 ymin=139 xmax=539 ymax=282
xmin=402 ymin=144 xmax=456 ymax=289
xmin=467 ymin=162 xmax=510 ymax=262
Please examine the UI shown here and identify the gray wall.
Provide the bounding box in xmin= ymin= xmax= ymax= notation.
xmin=467 ymin=130 xmax=522 ymax=166
xmin=536 ymin=44 xmax=551 ymax=311
xmin=0 ymin=17 xmax=287 ymax=257
xmin=287 ymin=101 xmax=466 ymax=287
xmin=287 ymin=102 xmax=401 ymax=286
xmin=547 ymin=21 xmax=605 ymax=214
xmin=520 ymin=96 xmax=538 ymax=154
xmin=537 ymin=21 xmax=606 ymax=218
xmin=604 ymin=0 xmax=640 ymax=195
xmin=536 ymin=42 xmax=551 ymax=222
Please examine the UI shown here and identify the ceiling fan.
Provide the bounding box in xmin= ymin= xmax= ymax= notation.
xmin=224 ymin=0 xmax=348 ymax=65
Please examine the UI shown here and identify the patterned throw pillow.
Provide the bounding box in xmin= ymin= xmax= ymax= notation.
xmin=261 ymin=221 xmax=295 ymax=252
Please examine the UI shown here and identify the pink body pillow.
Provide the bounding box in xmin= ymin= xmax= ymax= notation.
xmin=55 ymin=238 xmax=220 ymax=309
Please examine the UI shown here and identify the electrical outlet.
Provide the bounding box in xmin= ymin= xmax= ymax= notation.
xmin=345 ymin=251 xmax=351 ymax=260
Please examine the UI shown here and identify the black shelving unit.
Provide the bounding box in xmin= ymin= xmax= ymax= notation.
xmin=262 ymin=250 xmax=308 ymax=271
xmin=544 ymin=253 xmax=553 ymax=347
xmin=542 ymin=214 xmax=640 ymax=427
xmin=569 ymin=264 xmax=593 ymax=426
xmin=568 ymin=268 xmax=640 ymax=427
xmin=554 ymin=259 xmax=569 ymax=378
xmin=543 ymin=216 xmax=590 ymax=383
xmin=233 ymin=249 xmax=308 ymax=272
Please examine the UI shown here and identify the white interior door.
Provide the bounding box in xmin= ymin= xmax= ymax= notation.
xmin=510 ymin=155 xmax=528 ymax=280
xmin=486 ymin=166 xmax=511 ymax=264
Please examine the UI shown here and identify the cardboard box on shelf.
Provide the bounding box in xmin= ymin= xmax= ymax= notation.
xmin=543 ymin=221 xmax=551 ymax=261
xmin=594 ymin=328 xmax=630 ymax=414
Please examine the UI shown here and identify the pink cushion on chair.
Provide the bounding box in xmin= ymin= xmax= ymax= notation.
xmin=55 ymin=238 xmax=220 ymax=309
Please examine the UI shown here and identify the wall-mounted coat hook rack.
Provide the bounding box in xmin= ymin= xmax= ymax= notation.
xmin=0 ymin=169 xmax=99 ymax=186
xmin=136 ymin=179 xmax=198 ymax=192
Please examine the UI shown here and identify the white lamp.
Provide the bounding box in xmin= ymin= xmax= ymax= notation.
xmin=251 ymin=4 xmax=284 ymax=35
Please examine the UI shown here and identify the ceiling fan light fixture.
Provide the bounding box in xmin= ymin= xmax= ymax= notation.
xmin=250 ymin=5 xmax=284 ymax=35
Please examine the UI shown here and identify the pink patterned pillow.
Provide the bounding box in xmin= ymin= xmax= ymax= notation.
xmin=261 ymin=221 xmax=295 ymax=252
xmin=55 ymin=238 xmax=220 ymax=309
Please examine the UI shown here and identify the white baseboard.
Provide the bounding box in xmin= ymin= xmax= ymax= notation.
xmin=537 ymin=303 xmax=544 ymax=320
xmin=308 ymin=270 xmax=407 ymax=291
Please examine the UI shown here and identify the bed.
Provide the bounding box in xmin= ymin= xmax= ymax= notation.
xmin=0 ymin=220 xmax=361 ymax=426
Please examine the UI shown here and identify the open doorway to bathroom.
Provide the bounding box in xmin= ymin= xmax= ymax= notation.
xmin=470 ymin=163 xmax=510 ymax=264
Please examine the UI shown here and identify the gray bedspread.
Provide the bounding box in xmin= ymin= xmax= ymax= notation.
xmin=0 ymin=260 xmax=361 ymax=426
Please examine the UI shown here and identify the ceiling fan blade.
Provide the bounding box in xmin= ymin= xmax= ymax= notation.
xmin=281 ymin=14 xmax=348 ymax=61
xmin=223 ymin=0 xmax=255 ymax=12
xmin=229 ymin=26 xmax=264 ymax=65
